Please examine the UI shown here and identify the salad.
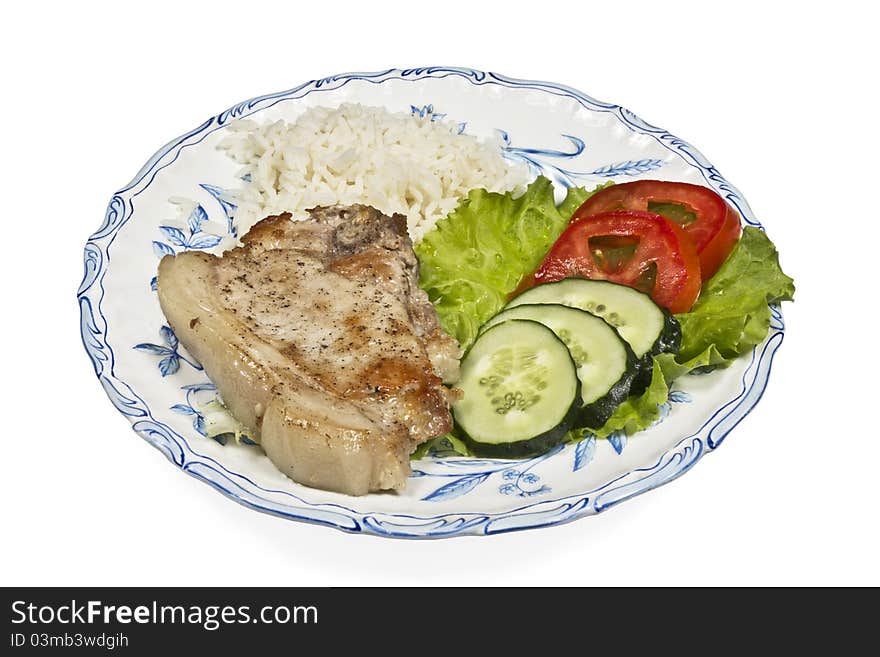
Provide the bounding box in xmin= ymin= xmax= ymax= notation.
xmin=414 ymin=177 xmax=795 ymax=458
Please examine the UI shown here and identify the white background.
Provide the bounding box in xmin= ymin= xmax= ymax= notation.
xmin=2 ymin=0 xmax=877 ymax=586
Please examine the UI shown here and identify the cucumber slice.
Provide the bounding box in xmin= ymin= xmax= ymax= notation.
xmin=481 ymin=304 xmax=638 ymax=428
xmin=453 ymin=319 xmax=580 ymax=458
xmin=506 ymin=279 xmax=681 ymax=359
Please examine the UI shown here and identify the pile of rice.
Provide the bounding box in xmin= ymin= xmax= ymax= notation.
xmin=217 ymin=103 xmax=529 ymax=242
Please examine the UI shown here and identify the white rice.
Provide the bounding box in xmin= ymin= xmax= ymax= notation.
xmin=217 ymin=103 xmax=529 ymax=242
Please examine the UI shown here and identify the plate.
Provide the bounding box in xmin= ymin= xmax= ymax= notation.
xmin=79 ymin=67 xmax=785 ymax=538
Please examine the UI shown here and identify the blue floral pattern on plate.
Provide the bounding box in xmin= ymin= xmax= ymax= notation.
xmin=415 ymin=445 xmax=562 ymax=502
xmin=170 ymin=382 xmax=217 ymax=438
xmin=499 ymin=131 xmax=663 ymax=187
xmin=148 ymin=190 xmax=239 ymax=290
xmin=133 ymin=325 xmax=202 ymax=377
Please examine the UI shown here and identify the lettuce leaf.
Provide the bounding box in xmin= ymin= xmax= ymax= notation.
xmin=590 ymin=358 xmax=669 ymax=439
xmin=557 ymin=181 xmax=614 ymax=219
xmin=411 ymin=433 xmax=472 ymax=459
xmin=654 ymin=347 xmax=729 ymax=382
xmin=415 ymin=177 xmax=605 ymax=350
xmin=674 ymin=226 xmax=795 ymax=363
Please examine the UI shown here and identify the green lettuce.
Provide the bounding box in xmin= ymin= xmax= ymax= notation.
xmin=411 ymin=433 xmax=471 ymax=459
xmin=415 ymin=177 xmax=606 ymax=350
xmin=673 ymin=226 xmax=795 ymax=365
xmin=557 ymin=181 xmax=613 ymax=219
xmin=590 ymin=358 xmax=669 ymax=439
xmin=654 ymin=347 xmax=729 ymax=382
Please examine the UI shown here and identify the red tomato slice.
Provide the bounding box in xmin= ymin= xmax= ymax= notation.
xmin=698 ymin=204 xmax=743 ymax=279
xmin=572 ymin=180 xmax=740 ymax=280
xmin=533 ymin=210 xmax=702 ymax=313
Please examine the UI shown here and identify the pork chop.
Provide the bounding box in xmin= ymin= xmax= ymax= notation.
xmin=156 ymin=205 xmax=461 ymax=495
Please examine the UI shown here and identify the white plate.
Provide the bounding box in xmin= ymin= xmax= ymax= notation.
xmin=79 ymin=67 xmax=784 ymax=538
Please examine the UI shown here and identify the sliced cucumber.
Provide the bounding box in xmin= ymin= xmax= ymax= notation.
xmin=506 ymin=278 xmax=681 ymax=359
xmin=481 ymin=304 xmax=638 ymax=429
xmin=453 ymin=319 xmax=580 ymax=458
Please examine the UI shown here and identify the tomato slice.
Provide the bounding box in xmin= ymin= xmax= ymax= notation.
xmin=533 ymin=210 xmax=702 ymax=313
xmin=572 ymin=180 xmax=740 ymax=280
xmin=698 ymin=204 xmax=743 ymax=279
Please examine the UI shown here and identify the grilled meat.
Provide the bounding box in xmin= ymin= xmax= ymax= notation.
xmin=156 ymin=205 xmax=460 ymax=495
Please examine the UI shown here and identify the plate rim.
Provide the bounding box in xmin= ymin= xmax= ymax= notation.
xmin=78 ymin=66 xmax=785 ymax=538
